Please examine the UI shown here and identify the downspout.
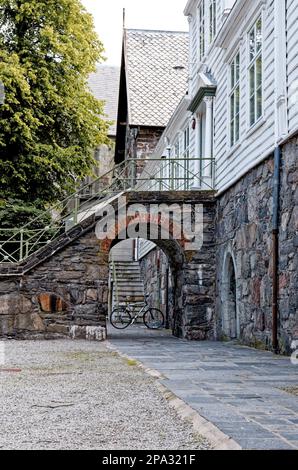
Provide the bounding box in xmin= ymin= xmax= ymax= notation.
xmin=272 ymin=146 xmax=281 ymax=354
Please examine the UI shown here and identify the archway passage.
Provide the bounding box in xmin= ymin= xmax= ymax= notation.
xmin=222 ymin=253 xmax=238 ymax=340
xmin=108 ymin=239 xmax=177 ymax=337
xmin=107 ymin=233 xmax=185 ymax=338
xmin=0 ymin=191 xmax=216 ymax=341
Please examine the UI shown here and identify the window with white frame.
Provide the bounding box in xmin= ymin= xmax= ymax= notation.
xmin=248 ymin=16 xmax=263 ymax=127
xmin=209 ymin=0 xmax=217 ymax=43
xmin=198 ymin=1 xmax=205 ymax=62
xmin=229 ymin=51 xmax=240 ymax=147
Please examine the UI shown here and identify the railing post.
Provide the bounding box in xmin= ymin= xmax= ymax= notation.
xmin=193 ymin=115 xmax=202 ymax=188
xmin=25 ymin=240 xmax=29 ymax=259
xmin=130 ymin=158 xmax=137 ymax=188
xmin=19 ymin=229 xmax=24 ymax=262
xmin=212 ymin=158 xmax=216 ymax=190
xmin=171 ymin=159 xmax=174 ymax=190
xmin=74 ymin=192 xmax=79 ymax=225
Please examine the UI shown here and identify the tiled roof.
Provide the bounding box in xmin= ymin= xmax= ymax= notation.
xmin=125 ymin=29 xmax=189 ymax=127
xmin=88 ymin=65 xmax=120 ymax=136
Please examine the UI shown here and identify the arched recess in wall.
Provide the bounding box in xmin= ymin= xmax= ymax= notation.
xmin=221 ymin=250 xmax=239 ymax=340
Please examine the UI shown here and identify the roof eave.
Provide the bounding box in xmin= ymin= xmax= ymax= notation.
xmin=215 ymin=0 xmax=266 ymax=49
xmin=184 ymin=0 xmax=196 ymax=16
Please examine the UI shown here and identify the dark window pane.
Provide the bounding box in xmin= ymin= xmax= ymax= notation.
xmin=235 ymin=113 xmax=240 ymax=142
xmin=231 ymin=119 xmax=235 ymax=146
xmin=231 ymin=61 xmax=235 ymax=88
xmin=257 ymin=87 xmax=262 ymax=119
xmin=231 ymin=93 xmax=235 ymax=118
xmin=235 ymin=87 xmax=240 ymax=114
xmin=250 ymin=96 xmax=255 ymax=126
xmin=249 ymin=65 xmax=255 ymax=97
xmin=235 ymin=53 xmax=240 ymax=83
xmin=249 ymin=28 xmax=255 ymax=61
xmin=256 ymin=55 xmax=262 ymax=87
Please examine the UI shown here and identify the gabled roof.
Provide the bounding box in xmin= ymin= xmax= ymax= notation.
xmin=124 ymin=29 xmax=189 ymax=127
xmin=88 ymin=65 xmax=120 ymax=136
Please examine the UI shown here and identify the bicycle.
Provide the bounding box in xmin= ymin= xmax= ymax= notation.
xmin=110 ymin=295 xmax=165 ymax=330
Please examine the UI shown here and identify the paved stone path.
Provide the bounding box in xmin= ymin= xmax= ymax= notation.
xmin=108 ymin=325 xmax=298 ymax=450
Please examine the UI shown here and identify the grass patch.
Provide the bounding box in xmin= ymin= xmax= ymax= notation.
xmin=126 ymin=359 xmax=138 ymax=367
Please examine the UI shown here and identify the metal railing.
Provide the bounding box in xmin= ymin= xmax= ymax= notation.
xmin=0 ymin=156 xmax=215 ymax=264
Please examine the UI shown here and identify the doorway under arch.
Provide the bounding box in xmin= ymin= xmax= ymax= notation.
xmin=221 ymin=252 xmax=239 ymax=340
xmin=107 ymin=234 xmax=185 ymax=337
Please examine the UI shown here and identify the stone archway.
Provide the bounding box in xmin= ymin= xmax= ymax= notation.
xmin=0 ymin=191 xmax=216 ymax=340
xmin=221 ymin=251 xmax=239 ymax=340
xmin=106 ymin=230 xmax=185 ymax=337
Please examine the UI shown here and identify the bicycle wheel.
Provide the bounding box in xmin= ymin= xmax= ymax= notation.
xmin=143 ymin=308 xmax=164 ymax=329
xmin=110 ymin=307 xmax=132 ymax=329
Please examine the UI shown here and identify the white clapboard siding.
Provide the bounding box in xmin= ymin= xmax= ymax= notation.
xmin=109 ymin=239 xmax=135 ymax=262
xmin=158 ymin=0 xmax=296 ymax=194
xmin=137 ymin=239 xmax=156 ymax=260
xmin=187 ymin=0 xmax=277 ymax=191
xmin=215 ymin=0 xmax=276 ymax=190
xmin=286 ymin=0 xmax=298 ymax=133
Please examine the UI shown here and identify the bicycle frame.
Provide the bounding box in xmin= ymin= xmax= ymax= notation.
xmin=126 ymin=302 xmax=149 ymax=325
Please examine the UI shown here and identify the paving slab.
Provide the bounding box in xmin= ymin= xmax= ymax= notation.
xmin=108 ymin=324 xmax=298 ymax=450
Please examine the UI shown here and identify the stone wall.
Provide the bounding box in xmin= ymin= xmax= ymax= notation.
xmin=1 ymin=140 xmax=295 ymax=351
xmin=126 ymin=126 xmax=164 ymax=177
xmin=139 ymin=197 xmax=216 ymax=340
xmin=139 ymin=247 xmax=175 ymax=327
xmin=215 ymin=137 xmax=298 ymax=354
xmin=0 ymin=231 xmax=108 ymax=340
xmin=180 ymin=201 xmax=216 ymax=340
xmin=0 ymin=191 xmax=217 ymax=341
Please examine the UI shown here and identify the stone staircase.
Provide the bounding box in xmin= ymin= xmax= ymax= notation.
xmin=110 ymin=261 xmax=145 ymax=310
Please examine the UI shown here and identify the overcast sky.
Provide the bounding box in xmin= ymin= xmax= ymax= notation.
xmin=82 ymin=0 xmax=188 ymax=66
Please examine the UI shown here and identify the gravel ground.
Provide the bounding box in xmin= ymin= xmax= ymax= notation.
xmin=281 ymin=386 xmax=298 ymax=396
xmin=0 ymin=340 xmax=210 ymax=450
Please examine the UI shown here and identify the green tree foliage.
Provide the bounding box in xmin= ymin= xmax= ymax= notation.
xmin=0 ymin=0 xmax=109 ymax=208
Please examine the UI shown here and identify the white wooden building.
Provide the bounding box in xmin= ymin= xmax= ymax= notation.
xmin=151 ymin=0 xmax=298 ymax=193
xmin=137 ymin=0 xmax=298 ymax=352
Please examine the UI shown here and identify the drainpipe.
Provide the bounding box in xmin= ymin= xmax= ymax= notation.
xmin=272 ymin=146 xmax=281 ymax=354
xmin=165 ymin=266 xmax=169 ymax=329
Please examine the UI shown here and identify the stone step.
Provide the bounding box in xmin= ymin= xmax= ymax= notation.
xmin=110 ymin=261 xmax=140 ymax=266
xmin=112 ymin=268 xmax=141 ymax=274
xmin=113 ymin=288 xmax=144 ymax=295
xmin=112 ymin=269 xmax=141 ymax=275
xmin=116 ymin=278 xmax=144 ymax=287
xmin=110 ymin=260 xmax=145 ymax=309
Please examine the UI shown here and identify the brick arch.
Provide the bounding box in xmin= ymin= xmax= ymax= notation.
xmin=109 ymin=237 xmax=185 ymax=271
